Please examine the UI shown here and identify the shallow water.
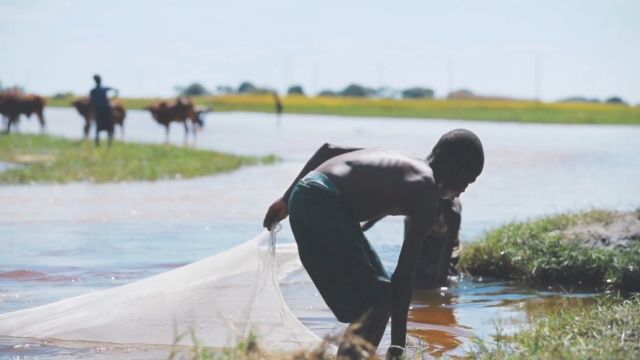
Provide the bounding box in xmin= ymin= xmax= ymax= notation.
xmin=1 ymin=109 xmax=639 ymax=358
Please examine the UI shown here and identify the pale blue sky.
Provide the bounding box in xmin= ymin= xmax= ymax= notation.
xmin=1 ymin=0 xmax=639 ymax=102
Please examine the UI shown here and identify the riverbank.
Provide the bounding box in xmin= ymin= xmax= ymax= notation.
xmin=456 ymin=209 xmax=640 ymax=358
xmin=0 ymin=134 xmax=276 ymax=184
xmin=46 ymin=94 xmax=640 ymax=125
xmin=458 ymin=209 xmax=640 ymax=291
xmin=171 ymin=296 xmax=640 ymax=359
xmin=469 ymin=295 xmax=640 ymax=359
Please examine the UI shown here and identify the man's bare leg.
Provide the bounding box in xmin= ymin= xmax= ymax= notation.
xmin=338 ymin=283 xmax=392 ymax=357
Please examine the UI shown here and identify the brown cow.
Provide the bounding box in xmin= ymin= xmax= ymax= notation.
xmin=146 ymin=97 xmax=201 ymax=144
xmin=72 ymin=97 xmax=126 ymax=139
xmin=0 ymin=92 xmax=46 ymax=134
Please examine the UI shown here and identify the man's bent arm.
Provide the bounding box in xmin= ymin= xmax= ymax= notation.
xmin=439 ymin=199 xmax=461 ymax=276
xmin=361 ymin=215 xmax=386 ymax=232
xmin=390 ymin=208 xmax=436 ymax=353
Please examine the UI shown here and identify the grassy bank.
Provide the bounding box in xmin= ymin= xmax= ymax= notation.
xmin=0 ymin=134 xmax=276 ymax=184
xmin=459 ymin=210 xmax=640 ymax=291
xmin=174 ymin=297 xmax=640 ymax=359
xmin=469 ymin=295 xmax=640 ymax=359
xmin=47 ymin=94 xmax=640 ymax=125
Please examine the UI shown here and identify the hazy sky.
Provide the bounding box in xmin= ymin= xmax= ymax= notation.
xmin=1 ymin=0 xmax=639 ymax=102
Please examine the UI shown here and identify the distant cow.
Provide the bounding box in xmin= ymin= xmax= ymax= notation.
xmin=146 ymin=97 xmax=201 ymax=143
xmin=72 ymin=97 xmax=126 ymax=139
xmin=0 ymin=92 xmax=46 ymax=134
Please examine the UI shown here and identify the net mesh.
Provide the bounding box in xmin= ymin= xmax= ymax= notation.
xmin=0 ymin=227 xmax=322 ymax=350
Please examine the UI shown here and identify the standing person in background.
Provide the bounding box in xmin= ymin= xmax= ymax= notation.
xmin=90 ymin=75 xmax=118 ymax=146
xmin=273 ymin=92 xmax=283 ymax=127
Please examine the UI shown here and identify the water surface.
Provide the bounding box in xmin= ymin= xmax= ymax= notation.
xmin=1 ymin=109 xmax=639 ymax=357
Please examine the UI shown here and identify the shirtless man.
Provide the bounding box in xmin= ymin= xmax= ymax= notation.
xmin=263 ymin=129 xmax=484 ymax=359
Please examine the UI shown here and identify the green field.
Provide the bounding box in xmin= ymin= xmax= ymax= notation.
xmin=0 ymin=134 xmax=276 ymax=184
xmin=47 ymin=94 xmax=640 ymax=125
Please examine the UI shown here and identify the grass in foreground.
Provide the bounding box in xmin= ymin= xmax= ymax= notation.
xmin=469 ymin=295 xmax=640 ymax=359
xmin=458 ymin=210 xmax=640 ymax=291
xmin=169 ymin=329 xmax=375 ymax=360
xmin=0 ymin=134 xmax=276 ymax=184
xmin=47 ymin=94 xmax=640 ymax=125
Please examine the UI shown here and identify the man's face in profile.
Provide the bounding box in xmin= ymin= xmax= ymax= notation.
xmin=438 ymin=169 xmax=476 ymax=199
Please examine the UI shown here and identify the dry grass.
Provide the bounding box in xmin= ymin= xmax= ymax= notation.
xmin=168 ymin=327 xmax=377 ymax=360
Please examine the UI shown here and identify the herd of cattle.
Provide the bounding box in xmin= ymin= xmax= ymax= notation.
xmin=0 ymin=91 xmax=209 ymax=142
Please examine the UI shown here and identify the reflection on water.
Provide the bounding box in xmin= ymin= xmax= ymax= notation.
xmin=1 ymin=110 xmax=638 ymax=358
xmin=409 ymin=291 xmax=468 ymax=357
xmin=281 ymin=266 xmax=597 ymax=358
xmin=406 ymin=279 xmax=595 ymax=357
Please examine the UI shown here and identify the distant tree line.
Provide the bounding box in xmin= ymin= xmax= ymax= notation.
xmin=174 ymin=81 xmax=435 ymax=99
xmin=558 ymin=95 xmax=629 ymax=105
xmin=175 ymin=83 xmax=211 ymax=96
xmin=173 ymin=81 xmax=630 ymax=105
xmin=316 ymin=84 xmax=435 ymax=99
xmin=175 ymin=82 xmax=278 ymax=96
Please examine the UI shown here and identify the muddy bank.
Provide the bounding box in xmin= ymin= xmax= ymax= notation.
xmin=563 ymin=211 xmax=640 ymax=249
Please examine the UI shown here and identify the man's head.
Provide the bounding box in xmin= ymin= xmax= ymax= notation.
xmin=93 ymin=74 xmax=102 ymax=86
xmin=427 ymin=129 xmax=484 ymax=199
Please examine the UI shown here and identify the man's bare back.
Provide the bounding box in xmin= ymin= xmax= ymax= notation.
xmin=317 ymin=149 xmax=438 ymax=222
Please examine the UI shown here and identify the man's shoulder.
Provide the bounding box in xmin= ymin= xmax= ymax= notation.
xmin=405 ymin=168 xmax=439 ymax=211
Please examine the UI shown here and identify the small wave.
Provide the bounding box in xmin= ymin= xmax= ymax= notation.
xmin=0 ymin=270 xmax=47 ymax=280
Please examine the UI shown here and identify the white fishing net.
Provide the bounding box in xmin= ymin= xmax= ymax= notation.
xmin=0 ymin=227 xmax=323 ymax=351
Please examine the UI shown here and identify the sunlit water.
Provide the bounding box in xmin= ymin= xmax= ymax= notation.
xmin=1 ymin=108 xmax=639 ymax=358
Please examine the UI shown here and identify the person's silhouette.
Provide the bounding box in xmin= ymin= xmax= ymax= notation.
xmin=89 ymin=75 xmax=119 ymax=146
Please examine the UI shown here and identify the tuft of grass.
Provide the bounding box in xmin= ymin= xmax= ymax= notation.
xmin=458 ymin=210 xmax=640 ymax=290
xmin=0 ymin=134 xmax=276 ymax=184
xmin=47 ymin=94 xmax=640 ymax=125
xmin=468 ymin=295 xmax=640 ymax=359
xmin=168 ymin=326 xmax=376 ymax=360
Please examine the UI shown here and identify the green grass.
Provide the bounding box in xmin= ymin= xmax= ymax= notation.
xmin=469 ymin=295 xmax=640 ymax=359
xmin=0 ymin=134 xmax=276 ymax=184
xmin=458 ymin=210 xmax=640 ymax=291
xmin=168 ymin=328 xmax=371 ymax=360
xmin=47 ymin=94 xmax=640 ymax=125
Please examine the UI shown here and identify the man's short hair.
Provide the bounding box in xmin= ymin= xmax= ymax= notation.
xmin=428 ymin=128 xmax=484 ymax=182
xmin=93 ymin=75 xmax=101 ymax=84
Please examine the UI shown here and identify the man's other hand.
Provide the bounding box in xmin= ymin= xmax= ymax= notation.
xmin=386 ymin=346 xmax=404 ymax=360
xmin=263 ymin=197 xmax=289 ymax=230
